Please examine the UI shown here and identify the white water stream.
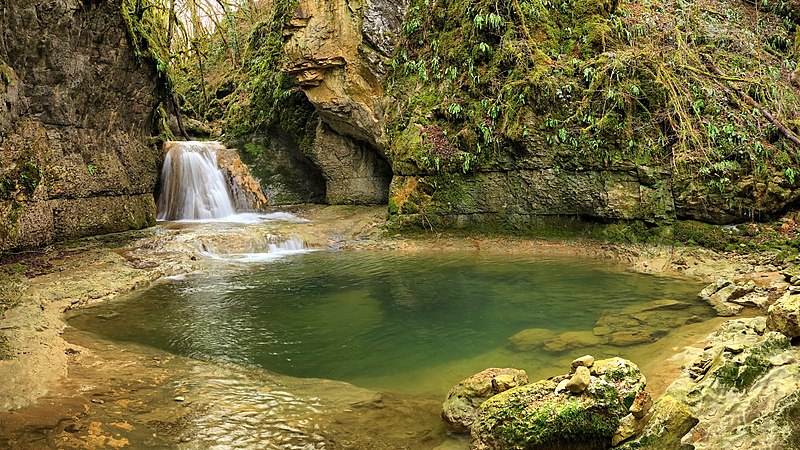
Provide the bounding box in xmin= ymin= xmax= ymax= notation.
xmin=157 ymin=141 xmax=237 ymax=221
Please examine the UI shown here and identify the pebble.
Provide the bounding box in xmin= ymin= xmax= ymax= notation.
xmin=174 ymin=396 xmax=185 ymax=402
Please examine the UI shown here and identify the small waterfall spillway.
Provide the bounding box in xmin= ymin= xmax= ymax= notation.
xmin=157 ymin=141 xmax=237 ymax=220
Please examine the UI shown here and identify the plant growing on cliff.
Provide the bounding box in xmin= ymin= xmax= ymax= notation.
xmin=385 ymin=0 xmax=800 ymax=222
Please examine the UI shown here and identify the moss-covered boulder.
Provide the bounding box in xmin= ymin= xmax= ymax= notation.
xmin=442 ymin=368 xmax=529 ymax=433
xmin=470 ymin=357 xmax=646 ymax=450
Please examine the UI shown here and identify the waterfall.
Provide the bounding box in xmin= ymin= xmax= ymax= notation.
xmin=157 ymin=141 xmax=237 ymax=220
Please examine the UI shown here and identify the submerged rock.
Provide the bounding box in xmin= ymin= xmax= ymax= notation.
xmin=592 ymin=298 xmax=705 ymax=348
xmin=441 ymin=368 xmax=528 ymax=434
xmin=469 ymin=357 xmax=647 ymax=450
xmin=542 ymin=331 xmax=601 ymax=353
xmin=767 ymin=292 xmax=800 ymax=338
xmin=506 ymin=328 xmax=558 ymax=352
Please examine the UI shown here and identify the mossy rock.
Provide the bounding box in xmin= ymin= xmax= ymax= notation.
xmin=471 ymin=358 xmax=646 ymax=449
xmin=615 ymin=395 xmax=698 ymax=450
xmin=712 ymin=331 xmax=790 ymax=390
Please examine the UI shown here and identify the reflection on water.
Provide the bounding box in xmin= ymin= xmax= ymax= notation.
xmin=68 ymin=251 xmax=712 ymax=397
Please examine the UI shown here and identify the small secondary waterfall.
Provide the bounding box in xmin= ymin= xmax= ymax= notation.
xmin=157 ymin=141 xmax=237 ymax=220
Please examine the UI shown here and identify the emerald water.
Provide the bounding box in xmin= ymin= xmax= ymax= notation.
xmin=67 ymin=250 xmax=711 ymax=396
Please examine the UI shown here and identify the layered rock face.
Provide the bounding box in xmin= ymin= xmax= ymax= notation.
xmin=0 ymin=0 xmax=162 ymax=251
xmin=282 ymin=0 xmax=404 ymax=204
xmin=279 ymin=0 xmax=800 ymax=226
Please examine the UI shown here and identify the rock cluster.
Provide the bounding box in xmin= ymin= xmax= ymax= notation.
xmin=698 ymin=278 xmax=762 ymax=316
xmin=442 ymin=356 xmax=687 ymax=450
xmin=507 ymin=299 xmax=710 ymax=354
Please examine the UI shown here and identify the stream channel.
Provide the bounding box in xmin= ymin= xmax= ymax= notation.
xmin=59 ymin=213 xmax=716 ymax=448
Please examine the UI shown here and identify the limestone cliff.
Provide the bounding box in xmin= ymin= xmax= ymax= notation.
xmin=0 ymin=0 xmax=163 ymax=252
xmin=281 ymin=0 xmax=405 ymax=204
xmin=277 ymin=0 xmax=800 ymax=227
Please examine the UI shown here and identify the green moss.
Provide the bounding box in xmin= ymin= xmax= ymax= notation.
xmin=496 ymin=400 xmax=617 ymax=448
xmin=0 ymin=62 xmax=13 ymax=86
xmin=714 ymin=333 xmax=791 ymax=390
xmin=387 ymin=0 xmax=800 ymax=221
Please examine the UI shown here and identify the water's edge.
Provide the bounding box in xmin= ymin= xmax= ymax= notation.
xmin=0 ymin=206 xmax=773 ymax=448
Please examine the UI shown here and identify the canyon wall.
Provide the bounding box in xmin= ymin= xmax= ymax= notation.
xmin=279 ymin=0 xmax=800 ymax=227
xmin=0 ymin=0 xmax=163 ymax=251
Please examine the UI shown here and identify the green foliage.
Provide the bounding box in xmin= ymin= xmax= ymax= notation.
xmin=170 ymin=0 xmax=317 ymax=152
xmin=387 ymin=0 xmax=800 ymax=220
xmin=222 ymin=0 xmax=316 ymax=141
xmin=0 ymin=157 xmax=43 ymax=202
xmin=120 ymin=0 xmax=171 ymax=79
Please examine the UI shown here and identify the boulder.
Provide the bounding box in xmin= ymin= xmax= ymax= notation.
xmin=471 ymin=357 xmax=646 ymax=450
xmin=629 ymin=391 xmax=653 ymax=418
xmin=705 ymin=286 xmax=744 ymax=316
xmin=699 ymin=278 xmax=733 ymax=299
xmin=611 ymin=413 xmax=647 ymax=446
xmin=767 ymin=292 xmax=800 ymax=338
xmin=781 ymin=264 xmax=800 ymax=285
xmin=441 ymin=368 xmax=528 ymax=434
xmin=662 ymin=318 xmax=799 ymax=449
xmin=571 ymin=354 xmax=596 ymax=369
xmin=507 ymin=328 xmax=558 ymax=352
xmin=616 ymin=395 xmax=698 ymax=449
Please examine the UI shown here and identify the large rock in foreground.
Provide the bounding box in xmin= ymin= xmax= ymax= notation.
xmin=664 ymin=317 xmax=800 ymax=449
xmin=441 ymin=368 xmax=528 ymax=433
xmin=470 ymin=357 xmax=647 ymax=450
xmin=767 ymin=292 xmax=800 ymax=338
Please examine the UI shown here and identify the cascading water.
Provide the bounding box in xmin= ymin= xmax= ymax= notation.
xmin=157 ymin=141 xmax=237 ymax=220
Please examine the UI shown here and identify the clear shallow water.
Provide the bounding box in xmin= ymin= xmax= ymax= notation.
xmin=67 ymin=251 xmax=711 ymax=396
